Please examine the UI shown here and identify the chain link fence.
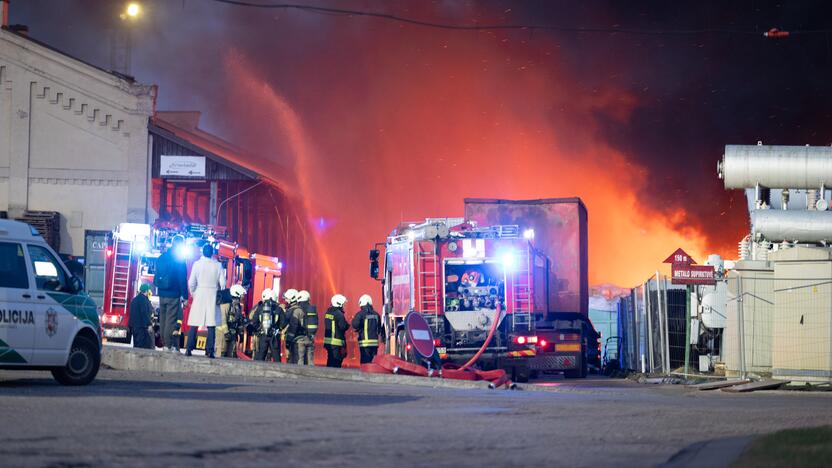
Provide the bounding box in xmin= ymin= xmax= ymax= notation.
xmin=617 ymin=273 xmax=832 ymax=382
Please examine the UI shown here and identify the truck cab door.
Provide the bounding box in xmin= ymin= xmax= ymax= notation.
xmin=0 ymin=242 xmax=36 ymax=365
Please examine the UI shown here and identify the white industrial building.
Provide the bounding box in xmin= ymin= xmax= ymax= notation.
xmin=0 ymin=26 xmax=155 ymax=255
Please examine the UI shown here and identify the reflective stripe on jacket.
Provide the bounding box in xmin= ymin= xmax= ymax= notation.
xmin=323 ymin=306 xmax=348 ymax=347
xmin=351 ymin=305 xmax=384 ymax=348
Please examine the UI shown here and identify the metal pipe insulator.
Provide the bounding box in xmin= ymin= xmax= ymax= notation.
xmin=752 ymin=209 xmax=832 ymax=242
xmin=720 ymin=145 xmax=832 ymax=189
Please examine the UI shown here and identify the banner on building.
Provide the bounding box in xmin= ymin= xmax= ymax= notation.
xmin=160 ymin=155 xmax=206 ymax=178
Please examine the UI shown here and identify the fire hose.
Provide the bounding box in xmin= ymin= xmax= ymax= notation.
xmin=360 ymin=305 xmax=516 ymax=389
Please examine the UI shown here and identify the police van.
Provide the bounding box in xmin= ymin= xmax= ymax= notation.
xmin=0 ymin=219 xmax=101 ymax=385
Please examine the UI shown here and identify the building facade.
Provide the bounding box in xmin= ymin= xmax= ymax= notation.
xmin=0 ymin=27 xmax=155 ymax=255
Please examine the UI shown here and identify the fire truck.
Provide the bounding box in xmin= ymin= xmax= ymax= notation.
xmin=371 ymin=218 xmax=549 ymax=382
xmin=101 ymin=221 xmax=281 ymax=350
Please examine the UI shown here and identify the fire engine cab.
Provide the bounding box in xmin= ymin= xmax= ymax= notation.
xmin=371 ymin=218 xmax=550 ymax=382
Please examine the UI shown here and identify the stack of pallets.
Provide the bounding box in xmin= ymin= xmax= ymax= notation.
xmin=15 ymin=210 xmax=61 ymax=251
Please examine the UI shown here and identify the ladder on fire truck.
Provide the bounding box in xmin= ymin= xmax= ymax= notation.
xmin=108 ymin=236 xmax=134 ymax=310
xmin=511 ymin=248 xmax=533 ymax=331
xmin=417 ymin=243 xmax=442 ymax=332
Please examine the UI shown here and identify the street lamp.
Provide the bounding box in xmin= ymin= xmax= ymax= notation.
xmin=121 ymin=2 xmax=141 ymax=20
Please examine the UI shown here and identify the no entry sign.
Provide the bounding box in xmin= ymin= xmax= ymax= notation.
xmin=405 ymin=311 xmax=436 ymax=359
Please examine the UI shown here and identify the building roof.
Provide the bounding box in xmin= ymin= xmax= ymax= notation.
xmin=0 ymin=25 xmax=144 ymax=89
xmin=150 ymin=111 xmax=295 ymax=191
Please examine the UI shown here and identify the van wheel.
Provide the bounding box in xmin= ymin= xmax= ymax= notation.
xmin=51 ymin=335 xmax=100 ymax=386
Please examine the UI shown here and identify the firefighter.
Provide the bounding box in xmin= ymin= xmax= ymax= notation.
xmin=297 ymin=290 xmax=318 ymax=366
xmin=223 ymin=284 xmax=247 ymax=358
xmin=281 ymin=289 xmax=307 ymax=365
xmin=128 ymin=284 xmax=154 ymax=349
xmin=324 ymin=294 xmax=349 ymax=368
xmin=249 ymin=289 xmax=283 ymax=361
xmin=352 ymin=294 xmax=385 ymax=364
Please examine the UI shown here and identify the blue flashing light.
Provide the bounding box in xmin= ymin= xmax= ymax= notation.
xmin=501 ymin=252 xmax=517 ymax=270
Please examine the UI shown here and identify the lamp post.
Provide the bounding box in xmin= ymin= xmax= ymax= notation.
xmin=111 ymin=2 xmax=142 ymax=74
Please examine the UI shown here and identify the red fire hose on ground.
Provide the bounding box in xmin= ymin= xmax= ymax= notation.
xmin=360 ymin=305 xmax=516 ymax=389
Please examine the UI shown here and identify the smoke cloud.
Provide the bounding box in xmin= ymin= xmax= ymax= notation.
xmin=13 ymin=0 xmax=832 ymax=302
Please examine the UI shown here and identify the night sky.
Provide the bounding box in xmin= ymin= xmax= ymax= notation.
xmin=10 ymin=0 xmax=832 ymax=297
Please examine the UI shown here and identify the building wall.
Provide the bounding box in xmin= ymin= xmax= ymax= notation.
xmin=0 ymin=30 xmax=155 ymax=254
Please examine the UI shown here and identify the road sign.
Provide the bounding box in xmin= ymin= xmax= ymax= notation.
xmin=160 ymin=155 xmax=206 ymax=178
xmin=405 ymin=311 xmax=435 ymax=359
xmin=671 ymin=264 xmax=715 ymax=285
xmin=663 ymin=248 xmax=696 ymax=265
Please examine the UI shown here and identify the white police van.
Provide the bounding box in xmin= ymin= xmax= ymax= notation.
xmin=0 ymin=219 xmax=101 ymax=385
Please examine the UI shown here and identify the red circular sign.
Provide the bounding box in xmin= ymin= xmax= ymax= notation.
xmin=405 ymin=311 xmax=435 ymax=359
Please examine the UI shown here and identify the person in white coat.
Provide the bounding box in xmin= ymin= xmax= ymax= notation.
xmin=185 ymin=243 xmax=225 ymax=358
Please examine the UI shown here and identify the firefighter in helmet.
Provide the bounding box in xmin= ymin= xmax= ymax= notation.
xmin=222 ymin=284 xmax=247 ymax=358
xmin=324 ymin=294 xmax=349 ymax=368
xmin=249 ymin=288 xmax=283 ymax=361
xmin=281 ymin=289 xmax=304 ymax=364
xmin=352 ymin=294 xmax=385 ymax=364
xmin=297 ymin=290 xmax=318 ymax=365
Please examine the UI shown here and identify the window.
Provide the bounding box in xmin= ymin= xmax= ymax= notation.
xmin=27 ymin=245 xmax=69 ymax=293
xmin=0 ymin=242 xmax=29 ymax=289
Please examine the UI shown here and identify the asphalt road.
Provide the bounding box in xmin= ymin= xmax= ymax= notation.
xmin=1 ymin=370 xmax=830 ymax=467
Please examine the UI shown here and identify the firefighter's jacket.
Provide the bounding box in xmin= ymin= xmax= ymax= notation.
xmin=283 ymin=304 xmax=306 ymax=342
xmin=351 ymin=305 xmax=385 ymax=348
xmin=323 ymin=306 xmax=349 ymax=347
xmin=249 ymin=300 xmax=283 ymax=336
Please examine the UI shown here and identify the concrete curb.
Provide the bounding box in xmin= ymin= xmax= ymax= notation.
xmin=102 ymin=346 xmax=511 ymax=391
xmin=659 ymin=435 xmax=755 ymax=468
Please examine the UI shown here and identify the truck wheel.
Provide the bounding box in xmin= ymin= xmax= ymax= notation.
xmin=512 ymin=367 xmax=530 ymax=383
xmin=396 ymin=330 xmax=409 ymax=362
xmin=579 ymin=350 xmax=589 ymax=378
xmin=51 ymin=335 xmax=101 ymax=386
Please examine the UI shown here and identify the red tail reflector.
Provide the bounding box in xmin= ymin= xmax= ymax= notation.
xmin=433 ymin=339 xmax=441 ymax=346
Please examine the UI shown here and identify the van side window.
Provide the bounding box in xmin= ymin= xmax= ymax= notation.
xmin=0 ymin=242 xmax=29 ymax=289
xmin=27 ymin=245 xmax=69 ymax=293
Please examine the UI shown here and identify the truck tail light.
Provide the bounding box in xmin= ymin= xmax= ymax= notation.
xmin=433 ymin=339 xmax=441 ymax=346
xmin=513 ymin=335 xmax=538 ymax=345
xmin=106 ymin=248 xmax=113 ymax=258
xmin=539 ymin=339 xmax=548 ymax=348
xmin=406 ymin=343 xmax=412 ymax=351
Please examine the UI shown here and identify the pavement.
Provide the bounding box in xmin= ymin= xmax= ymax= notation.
xmin=2 ymin=361 xmax=832 ymax=467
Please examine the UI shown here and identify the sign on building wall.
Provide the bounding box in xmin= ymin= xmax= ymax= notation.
xmin=160 ymin=155 xmax=206 ymax=177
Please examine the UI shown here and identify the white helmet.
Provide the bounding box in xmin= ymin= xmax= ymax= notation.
xmin=283 ymin=288 xmax=299 ymax=303
xmin=297 ymin=290 xmax=310 ymax=302
xmin=230 ymin=284 xmax=247 ymax=298
xmin=358 ymin=294 xmax=373 ymax=307
xmin=261 ymin=288 xmax=273 ymax=302
xmin=331 ymin=294 xmax=347 ymax=308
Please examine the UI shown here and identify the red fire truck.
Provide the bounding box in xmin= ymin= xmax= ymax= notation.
xmin=371 ymin=218 xmax=549 ymax=382
xmin=101 ymin=221 xmax=281 ymax=350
